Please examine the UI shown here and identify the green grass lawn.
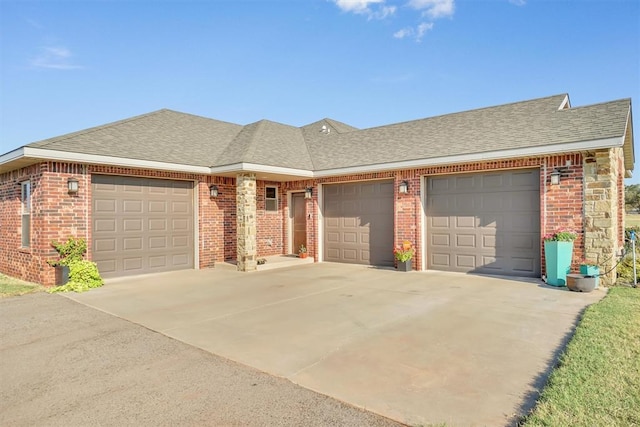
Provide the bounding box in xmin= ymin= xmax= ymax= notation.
xmin=627 ymin=214 xmax=640 ymax=227
xmin=0 ymin=273 xmax=43 ymax=297
xmin=521 ymin=286 xmax=640 ymax=426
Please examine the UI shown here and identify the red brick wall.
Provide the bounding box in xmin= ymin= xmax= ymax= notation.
xmin=0 ymin=152 xmax=595 ymax=283
xmin=540 ymin=154 xmax=584 ymax=274
xmin=0 ymin=163 xmax=90 ymax=285
xmin=256 ymin=181 xmax=284 ymax=257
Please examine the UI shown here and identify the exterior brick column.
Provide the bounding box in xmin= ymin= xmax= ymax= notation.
xmin=583 ymin=148 xmax=623 ymax=286
xmin=236 ymin=173 xmax=257 ymax=272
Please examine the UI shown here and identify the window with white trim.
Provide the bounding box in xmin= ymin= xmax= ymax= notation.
xmin=265 ymin=186 xmax=278 ymax=212
xmin=21 ymin=181 xmax=31 ymax=248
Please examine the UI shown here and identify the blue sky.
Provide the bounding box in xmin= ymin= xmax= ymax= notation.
xmin=1 ymin=0 xmax=638 ymax=182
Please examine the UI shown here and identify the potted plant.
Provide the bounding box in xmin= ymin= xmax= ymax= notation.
xmin=394 ymin=240 xmax=415 ymax=272
xmin=579 ymin=259 xmax=600 ymax=289
xmin=47 ymin=237 xmax=87 ymax=286
xmin=298 ymin=244 xmax=308 ymax=259
xmin=543 ymin=230 xmax=577 ymax=286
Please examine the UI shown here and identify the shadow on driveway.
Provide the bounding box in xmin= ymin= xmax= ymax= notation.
xmin=0 ymin=292 xmax=403 ymax=427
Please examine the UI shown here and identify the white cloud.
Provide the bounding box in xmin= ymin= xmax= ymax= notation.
xmin=31 ymin=46 xmax=83 ymax=70
xmin=509 ymin=0 xmax=526 ymax=5
xmin=407 ymin=0 xmax=455 ymax=19
xmin=393 ymin=27 xmax=413 ymax=39
xmin=416 ymin=22 xmax=434 ymax=39
xmin=393 ymin=21 xmax=433 ymax=41
xmin=331 ymin=0 xmax=396 ymax=19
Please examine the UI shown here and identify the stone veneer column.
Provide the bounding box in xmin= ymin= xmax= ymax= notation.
xmin=236 ymin=173 xmax=257 ymax=272
xmin=583 ymin=148 xmax=622 ymax=286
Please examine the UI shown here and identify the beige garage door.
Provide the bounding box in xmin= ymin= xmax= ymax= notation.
xmin=426 ymin=169 xmax=540 ymax=277
xmin=324 ymin=180 xmax=394 ymax=266
xmin=92 ymin=175 xmax=194 ymax=278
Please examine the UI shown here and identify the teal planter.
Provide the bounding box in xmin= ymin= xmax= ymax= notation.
xmin=580 ymin=265 xmax=600 ymax=289
xmin=544 ymin=241 xmax=574 ymax=286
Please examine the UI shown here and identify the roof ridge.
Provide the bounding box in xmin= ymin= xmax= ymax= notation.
xmin=559 ymin=97 xmax=631 ymax=111
xmin=360 ymin=93 xmax=569 ymax=131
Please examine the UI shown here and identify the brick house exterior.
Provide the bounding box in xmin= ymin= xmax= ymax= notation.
xmin=0 ymin=94 xmax=634 ymax=286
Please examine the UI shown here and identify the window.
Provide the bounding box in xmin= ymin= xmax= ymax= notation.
xmin=265 ymin=186 xmax=278 ymax=212
xmin=21 ymin=181 xmax=31 ymax=248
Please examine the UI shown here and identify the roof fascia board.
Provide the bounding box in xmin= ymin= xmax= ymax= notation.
xmin=209 ymin=162 xmax=314 ymax=178
xmin=21 ymin=147 xmax=212 ymax=174
xmin=313 ymin=136 xmax=624 ymax=178
xmin=0 ymin=147 xmax=26 ymax=165
xmin=623 ymin=107 xmax=635 ymax=171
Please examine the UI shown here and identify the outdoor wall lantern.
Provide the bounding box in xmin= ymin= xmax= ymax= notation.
xmin=67 ymin=177 xmax=79 ymax=194
xmin=549 ymin=167 xmax=568 ymax=185
xmin=209 ymin=185 xmax=219 ymax=198
xmin=399 ymin=180 xmax=409 ymax=194
xmin=305 ymin=187 xmax=313 ymax=199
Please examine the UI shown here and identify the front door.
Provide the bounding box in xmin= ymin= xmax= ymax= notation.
xmin=292 ymin=192 xmax=307 ymax=254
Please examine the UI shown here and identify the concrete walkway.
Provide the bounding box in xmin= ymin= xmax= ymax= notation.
xmin=68 ymin=263 xmax=605 ymax=426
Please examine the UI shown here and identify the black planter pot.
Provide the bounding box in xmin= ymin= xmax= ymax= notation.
xmin=54 ymin=265 xmax=70 ymax=286
xmin=397 ymin=259 xmax=412 ymax=272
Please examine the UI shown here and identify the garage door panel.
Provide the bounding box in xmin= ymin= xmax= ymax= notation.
xmin=149 ymin=256 xmax=168 ymax=268
xmin=149 ymin=236 xmax=166 ymax=249
xmin=172 ymin=218 xmax=190 ymax=232
xmin=431 ymin=253 xmax=450 ymax=267
xmin=123 ymin=200 xmax=143 ymax=213
xmin=427 ymin=170 xmax=540 ymax=277
xmin=95 ymin=199 xmax=116 ymax=213
xmin=148 ymin=218 xmax=167 ymax=231
xmin=456 ymin=254 xmax=476 ymax=269
xmin=123 ymin=219 xmax=143 ymax=232
xmin=149 ymin=200 xmax=167 ymax=213
xmin=456 ymin=216 xmax=475 ymax=228
xmin=95 ymin=219 xmax=116 ymax=232
xmin=431 ymin=233 xmax=450 ymax=246
xmin=123 ymin=257 xmax=143 ymax=271
xmin=456 ymin=234 xmax=476 ymax=248
xmin=482 ymin=174 xmax=504 ymax=188
xmin=123 ymin=237 xmax=143 ymax=251
xmin=455 ymin=176 xmax=475 ymax=190
xmin=430 ymin=216 xmax=449 ymax=228
xmin=324 ymin=180 xmax=394 ymax=266
xmin=92 ymin=175 xmax=194 ymax=278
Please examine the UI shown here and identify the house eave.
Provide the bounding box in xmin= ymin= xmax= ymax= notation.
xmin=0 ymin=147 xmax=212 ymax=175
xmin=209 ymin=162 xmax=314 ymax=181
xmin=313 ymin=136 xmax=625 ymax=178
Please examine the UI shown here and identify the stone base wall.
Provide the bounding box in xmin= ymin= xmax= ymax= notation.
xmin=583 ymin=148 xmax=625 ymax=286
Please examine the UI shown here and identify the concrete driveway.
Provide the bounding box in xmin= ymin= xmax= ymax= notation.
xmin=68 ymin=263 xmax=604 ymax=426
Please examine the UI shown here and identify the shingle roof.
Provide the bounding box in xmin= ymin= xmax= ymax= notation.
xmin=216 ymin=119 xmax=313 ymax=170
xmin=308 ymin=94 xmax=631 ymax=170
xmin=14 ymin=94 xmax=632 ymax=174
xmin=27 ymin=109 xmax=243 ymax=167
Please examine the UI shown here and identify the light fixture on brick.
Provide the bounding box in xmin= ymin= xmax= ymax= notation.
xmin=305 ymin=187 xmax=313 ymax=199
xmin=550 ymin=168 xmax=568 ymax=185
xmin=399 ymin=180 xmax=409 ymax=194
xmin=67 ymin=177 xmax=79 ymax=194
xmin=209 ymin=184 xmax=219 ymax=197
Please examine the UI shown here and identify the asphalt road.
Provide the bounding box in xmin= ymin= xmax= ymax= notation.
xmin=0 ymin=293 xmax=403 ymax=427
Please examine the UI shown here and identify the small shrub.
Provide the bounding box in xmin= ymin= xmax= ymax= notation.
xmin=49 ymin=260 xmax=103 ymax=293
xmin=48 ymin=237 xmax=87 ymax=266
xmin=617 ymin=226 xmax=640 ymax=285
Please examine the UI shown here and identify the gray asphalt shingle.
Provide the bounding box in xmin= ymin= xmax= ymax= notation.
xmin=21 ymin=94 xmax=631 ymax=172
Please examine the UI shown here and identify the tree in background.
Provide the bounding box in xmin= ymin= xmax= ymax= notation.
xmin=626 ymin=184 xmax=640 ymax=213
